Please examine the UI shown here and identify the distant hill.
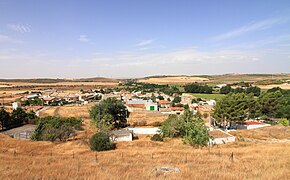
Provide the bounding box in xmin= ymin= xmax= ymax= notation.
xmin=0 ymin=77 xmax=118 ymax=84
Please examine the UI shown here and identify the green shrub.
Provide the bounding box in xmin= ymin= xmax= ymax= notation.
xmin=278 ymin=118 xmax=289 ymax=127
xmin=89 ymin=132 xmax=115 ymax=151
xmin=150 ymin=134 xmax=163 ymax=142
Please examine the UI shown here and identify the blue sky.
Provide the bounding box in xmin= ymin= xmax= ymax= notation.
xmin=0 ymin=0 xmax=290 ymax=78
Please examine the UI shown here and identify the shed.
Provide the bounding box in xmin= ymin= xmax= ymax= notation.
xmin=110 ymin=129 xmax=133 ymax=142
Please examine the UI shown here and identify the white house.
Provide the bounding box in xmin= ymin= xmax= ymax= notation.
xmin=12 ymin=102 xmax=21 ymax=110
xmin=145 ymin=102 xmax=158 ymax=111
xmin=110 ymin=129 xmax=133 ymax=142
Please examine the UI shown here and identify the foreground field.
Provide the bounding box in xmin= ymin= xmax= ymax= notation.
xmin=0 ymin=133 xmax=290 ymax=179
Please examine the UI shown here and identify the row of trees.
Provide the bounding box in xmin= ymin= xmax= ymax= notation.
xmin=220 ymin=85 xmax=261 ymax=96
xmin=160 ymin=110 xmax=212 ymax=147
xmin=0 ymin=108 xmax=37 ymax=131
xmin=184 ymin=83 xmax=213 ymax=94
xmin=213 ymin=88 xmax=290 ymax=127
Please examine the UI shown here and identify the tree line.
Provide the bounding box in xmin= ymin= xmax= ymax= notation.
xmin=213 ymin=87 xmax=290 ymax=127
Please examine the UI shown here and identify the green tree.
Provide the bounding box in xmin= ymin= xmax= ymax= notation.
xmin=0 ymin=108 xmax=10 ymax=130
xmin=32 ymin=116 xmax=82 ymax=141
xmin=278 ymin=118 xmax=289 ymax=127
xmin=213 ymin=93 xmax=253 ymax=127
xmin=160 ymin=110 xmax=211 ymax=147
xmin=157 ymin=95 xmax=164 ymax=100
xmin=160 ymin=114 xmax=180 ymax=137
xmin=89 ymin=132 xmax=115 ymax=151
xmin=220 ymin=85 xmax=232 ymax=94
xmin=245 ymin=86 xmax=261 ymax=96
xmin=258 ymin=91 xmax=285 ymax=118
xmin=10 ymin=108 xmax=28 ymax=128
xmin=90 ymin=98 xmax=127 ymax=130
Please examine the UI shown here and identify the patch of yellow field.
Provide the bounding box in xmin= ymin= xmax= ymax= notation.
xmin=258 ymin=83 xmax=290 ymax=90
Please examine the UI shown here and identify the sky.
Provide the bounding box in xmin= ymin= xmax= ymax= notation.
xmin=0 ymin=0 xmax=290 ymax=78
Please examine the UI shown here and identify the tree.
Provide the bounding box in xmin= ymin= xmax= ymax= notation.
xmin=10 ymin=108 xmax=28 ymax=128
xmin=183 ymin=118 xmax=212 ymax=147
xmin=90 ymin=98 xmax=127 ymax=130
xmin=245 ymin=86 xmax=261 ymax=96
xmin=172 ymin=96 xmax=181 ymax=104
xmin=160 ymin=110 xmax=211 ymax=147
xmin=258 ymin=91 xmax=285 ymax=118
xmin=160 ymin=114 xmax=180 ymax=137
xmin=184 ymin=83 xmax=213 ymax=94
xmin=0 ymin=108 xmax=10 ymax=130
xmin=234 ymin=87 xmax=245 ymax=93
xmin=32 ymin=116 xmax=82 ymax=141
xmin=157 ymin=95 xmax=164 ymax=100
xmin=213 ymin=93 xmax=254 ymax=127
xmin=220 ymin=85 xmax=232 ymax=94
xmin=89 ymin=132 xmax=115 ymax=151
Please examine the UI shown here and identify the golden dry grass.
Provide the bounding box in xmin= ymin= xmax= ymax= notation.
xmin=0 ymin=134 xmax=290 ymax=179
xmin=138 ymin=76 xmax=209 ymax=85
xmin=128 ymin=111 xmax=168 ymax=126
xmin=229 ymin=126 xmax=290 ymax=140
xmin=257 ymin=84 xmax=290 ymax=90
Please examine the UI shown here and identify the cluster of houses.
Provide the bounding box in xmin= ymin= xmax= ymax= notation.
xmin=11 ymin=89 xmax=102 ymax=107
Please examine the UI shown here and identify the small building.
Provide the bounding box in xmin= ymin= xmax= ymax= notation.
xmin=12 ymin=102 xmax=21 ymax=110
xmin=158 ymin=100 xmax=171 ymax=108
xmin=171 ymin=107 xmax=184 ymax=115
xmin=128 ymin=127 xmax=160 ymax=135
xmin=145 ymin=102 xmax=158 ymax=111
xmin=110 ymin=129 xmax=133 ymax=142
xmin=237 ymin=121 xmax=271 ymax=130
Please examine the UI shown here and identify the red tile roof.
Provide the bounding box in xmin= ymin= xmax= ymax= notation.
xmin=244 ymin=121 xmax=263 ymax=125
xmin=171 ymin=107 xmax=184 ymax=111
xmin=159 ymin=100 xmax=171 ymax=104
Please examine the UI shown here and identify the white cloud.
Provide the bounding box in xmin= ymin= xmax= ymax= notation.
xmin=7 ymin=24 xmax=32 ymax=33
xmin=0 ymin=34 xmax=10 ymax=41
xmin=211 ymin=17 xmax=288 ymax=41
xmin=78 ymin=34 xmax=89 ymax=42
xmin=136 ymin=39 xmax=155 ymax=46
xmin=0 ymin=34 xmax=23 ymax=43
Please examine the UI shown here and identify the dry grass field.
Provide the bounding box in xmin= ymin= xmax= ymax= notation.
xmin=127 ymin=110 xmax=168 ymax=126
xmin=39 ymin=103 xmax=96 ymax=131
xmin=138 ymin=76 xmax=210 ymax=85
xmin=0 ymin=133 xmax=290 ymax=179
xmin=229 ymin=126 xmax=290 ymax=140
xmin=257 ymin=84 xmax=290 ymax=90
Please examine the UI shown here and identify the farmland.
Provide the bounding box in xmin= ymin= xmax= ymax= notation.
xmin=138 ymin=76 xmax=210 ymax=85
xmin=190 ymin=93 xmax=225 ymax=101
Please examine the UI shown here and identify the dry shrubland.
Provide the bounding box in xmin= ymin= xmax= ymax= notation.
xmin=0 ymin=133 xmax=290 ymax=179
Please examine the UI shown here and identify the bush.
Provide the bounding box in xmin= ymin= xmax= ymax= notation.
xmin=278 ymin=118 xmax=289 ymax=127
xmin=89 ymin=132 xmax=115 ymax=151
xmin=150 ymin=134 xmax=163 ymax=141
xmin=32 ymin=116 xmax=82 ymax=141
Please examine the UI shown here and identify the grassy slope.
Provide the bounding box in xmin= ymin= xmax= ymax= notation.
xmin=0 ymin=133 xmax=290 ymax=179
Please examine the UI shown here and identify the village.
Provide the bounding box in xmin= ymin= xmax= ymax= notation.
xmin=0 ymin=81 xmax=274 ymax=146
